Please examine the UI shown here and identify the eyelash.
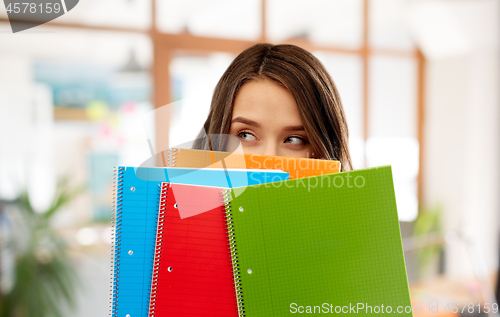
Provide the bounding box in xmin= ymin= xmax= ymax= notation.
xmin=284 ymin=135 xmax=308 ymax=145
xmin=236 ymin=130 xmax=308 ymax=145
xmin=237 ymin=130 xmax=258 ymax=141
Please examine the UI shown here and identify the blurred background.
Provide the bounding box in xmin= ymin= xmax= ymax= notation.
xmin=0 ymin=0 xmax=498 ymax=316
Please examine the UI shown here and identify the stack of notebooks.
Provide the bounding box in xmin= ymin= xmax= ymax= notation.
xmin=111 ymin=148 xmax=412 ymax=317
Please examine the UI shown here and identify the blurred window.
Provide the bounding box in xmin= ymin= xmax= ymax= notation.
xmin=156 ymin=0 xmax=261 ymax=40
xmin=314 ymin=52 xmax=365 ymax=169
xmin=369 ymin=56 xmax=417 ymax=138
xmin=169 ymin=53 xmax=234 ymax=146
xmin=267 ymin=0 xmax=363 ymax=49
xmin=367 ymin=55 xmax=418 ymax=221
xmin=57 ymin=0 xmax=152 ymax=29
xmin=369 ymin=0 xmax=415 ymax=50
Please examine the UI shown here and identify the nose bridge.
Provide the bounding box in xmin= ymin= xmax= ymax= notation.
xmin=262 ymin=138 xmax=279 ymax=157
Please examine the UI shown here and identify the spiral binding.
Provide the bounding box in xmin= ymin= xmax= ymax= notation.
xmin=110 ymin=167 xmax=124 ymax=316
xmin=221 ymin=189 xmax=245 ymax=316
xmin=166 ymin=148 xmax=178 ymax=167
xmin=148 ymin=183 xmax=169 ymax=317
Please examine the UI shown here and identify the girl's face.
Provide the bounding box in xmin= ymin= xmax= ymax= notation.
xmin=229 ymin=79 xmax=313 ymax=158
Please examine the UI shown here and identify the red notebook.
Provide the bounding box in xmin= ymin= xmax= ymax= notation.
xmin=148 ymin=183 xmax=237 ymax=317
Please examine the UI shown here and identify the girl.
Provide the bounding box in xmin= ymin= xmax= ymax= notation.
xmin=193 ymin=43 xmax=352 ymax=171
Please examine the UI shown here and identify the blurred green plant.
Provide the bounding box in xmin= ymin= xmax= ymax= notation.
xmin=413 ymin=204 xmax=444 ymax=278
xmin=0 ymin=178 xmax=85 ymax=317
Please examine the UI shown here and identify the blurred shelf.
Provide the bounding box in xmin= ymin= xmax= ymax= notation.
xmin=54 ymin=107 xmax=88 ymax=121
xmin=0 ymin=16 xmax=146 ymax=34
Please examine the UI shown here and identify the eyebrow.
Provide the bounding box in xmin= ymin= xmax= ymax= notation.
xmin=283 ymin=125 xmax=305 ymax=132
xmin=231 ymin=117 xmax=261 ymax=128
xmin=231 ymin=116 xmax=305 ymax=132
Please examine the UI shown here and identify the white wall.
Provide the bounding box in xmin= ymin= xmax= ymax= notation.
xmin=419 ymin=0 xmax=500 ymax=277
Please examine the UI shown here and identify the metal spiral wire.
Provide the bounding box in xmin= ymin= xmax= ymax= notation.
xmin=110 ymin=167 xmax=124 ymax=316
xmin=167 ymin=148 xmax=178 ymax=167
xmin=221 ymin=189 xmax=245 ymax=316
xmin=148 ymin=183 xmax=169 ymax=317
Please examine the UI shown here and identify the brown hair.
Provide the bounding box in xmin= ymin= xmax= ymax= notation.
xmin=193 ymin=43 xmax=352 ymax=171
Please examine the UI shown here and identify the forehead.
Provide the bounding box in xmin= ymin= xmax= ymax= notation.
xmin=232 ymin=79 xmax=302 ymax=125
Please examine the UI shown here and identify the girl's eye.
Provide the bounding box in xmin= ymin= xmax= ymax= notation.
xmin=285 ymin=136 xmax=307 ymax=145
xmin=238 ymin=132 xmax=257 ymax=141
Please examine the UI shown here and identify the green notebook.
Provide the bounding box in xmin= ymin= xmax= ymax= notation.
xmin=222 ymin=166 xmax=412 ymax=316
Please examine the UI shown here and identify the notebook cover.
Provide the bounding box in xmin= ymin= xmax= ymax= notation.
xmin=149 ymin=183 xmax=237 ymax=316
xmin=224 ymin=166 xmax=412 ymax=316
xmin=167 ymin=148 xmax=341 ymax=179
xmin=111 ymin=167 xmax=288 ymax=317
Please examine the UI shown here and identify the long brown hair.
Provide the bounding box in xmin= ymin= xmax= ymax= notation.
xmin=193 ymin=43 xmax=352 ymax=171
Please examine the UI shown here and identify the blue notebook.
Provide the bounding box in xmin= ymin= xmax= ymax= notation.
xmin=110 ymin=166 xmax=289 ymax=317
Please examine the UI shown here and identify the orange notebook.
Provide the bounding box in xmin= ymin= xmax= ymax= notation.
xmin=165 ymin=148 xmax=340 ymax=179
